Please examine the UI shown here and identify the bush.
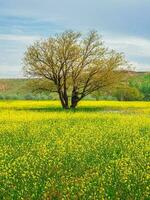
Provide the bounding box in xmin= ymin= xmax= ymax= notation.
xmin=129 ymin=74 xmax=150 ymax=101
xmin=0 ymin=94 xmax=5 ymax=99
xmin=114 ymin=87 xmax=144 ymax=101
xmin=91 ymin=91 xmax=116 ymax=101
xmin=24 ymin=93 xmax=52 ymax=100
xmin=24 ymin=93 xmax=35 ymax=100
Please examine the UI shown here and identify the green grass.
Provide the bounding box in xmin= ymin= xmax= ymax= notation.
xmin=0 ymin=101 xmax=150 ymax=199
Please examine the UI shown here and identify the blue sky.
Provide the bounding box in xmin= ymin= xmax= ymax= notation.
xmin=0 ymin=0 xmax=150 ymax=77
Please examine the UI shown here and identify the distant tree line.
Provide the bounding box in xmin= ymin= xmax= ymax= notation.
xmin=0 ymin=74 xmax=149 ymax=101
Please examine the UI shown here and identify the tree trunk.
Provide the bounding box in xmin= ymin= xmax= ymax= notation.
xmin=58 ymin=90 xmax=69 ymax=109
xmin=63 ymin=86 xmax=69 ymax=109
xmin=58 ymin=76 xmax=69 ymax=109
xmin=70 ymin=88 xmax=79 ymax=109
xmin=70 ymin=99 xmax=78 ymax=108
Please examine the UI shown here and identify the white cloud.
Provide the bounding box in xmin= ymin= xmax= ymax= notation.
xmin=103 ymin=34 xmax=150 ymax=71
xmin=104 ymin=35 xmax=150 ymax=58
xmin=0 ymin=34 xmax=40 ymax=43
xmin=0 ymin=33 xmax=149 ymax=78
xmin=0 ymin=65 xmax=23 ymax=78
xmin=130 ymin=61 xmax=150 ymax=72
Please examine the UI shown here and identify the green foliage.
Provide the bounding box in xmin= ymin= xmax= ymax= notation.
xmin=91 ymin=90 xmax=103 ymax=100
xmin=114 ymin=86 xmax=144 ymax=101
xmin=129 ymin=74 xmax=150 ymax=100
xmin=24 ymin=93 xmax=52 ymax=100
xmin=91 ymin=90 xmax=117 ymax=101
xmin=0 ymin=73 xmax=149 ymax=101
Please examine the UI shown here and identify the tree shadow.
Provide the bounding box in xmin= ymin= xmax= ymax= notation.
xmin=13 ymin=106 xmax=119 ymax=113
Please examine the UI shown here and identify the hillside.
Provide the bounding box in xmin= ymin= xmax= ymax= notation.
xmin=0 ymin=79 xmax=27 ymax=94
xmin=0 ymin=79 xmax=28 ymax=99
xmin=0 ymin=72 xmax=149 ymax=100
xmin=0 ymin=78 xmax=55 ymax=100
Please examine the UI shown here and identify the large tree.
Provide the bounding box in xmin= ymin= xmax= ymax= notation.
xmin=23 ymin=30 xmax=129 ymax=109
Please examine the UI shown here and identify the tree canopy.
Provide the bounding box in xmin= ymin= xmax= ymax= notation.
xmin=23 ymin=30 xmax=129 ymax=109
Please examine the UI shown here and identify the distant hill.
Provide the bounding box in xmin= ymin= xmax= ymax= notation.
xmin=0 ymin=78 xmax=55 ymax=100
xmin=0 ymin=79 xmax=28 ymax=94
xmin=0 ymin=72 xmax=149 ymax=100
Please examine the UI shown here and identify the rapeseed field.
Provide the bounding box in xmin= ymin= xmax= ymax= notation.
xmin=0 ymin=101 xmax=150 ymax=199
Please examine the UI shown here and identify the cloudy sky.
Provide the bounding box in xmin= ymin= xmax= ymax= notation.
xmin=0 ymin=0 xmax=150 ymax=77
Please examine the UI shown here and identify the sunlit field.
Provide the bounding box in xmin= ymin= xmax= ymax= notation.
xmin=0 ymin=101 xmax=150 ymax=199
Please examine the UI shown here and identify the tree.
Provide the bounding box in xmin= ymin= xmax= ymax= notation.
xmin=23 ymin=30 xmax=129 ymax=109
xmin=113 ymin=85 xmax=144 ymax=101
xmin=129 ymin=74 xmax=150 ymax=101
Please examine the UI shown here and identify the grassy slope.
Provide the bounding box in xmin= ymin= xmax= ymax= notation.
xmin=0 ymin=79 xmax=28 ymax=95
xmin=0 ymin=101 xmax=150 ymax=199
xmin=0 ymin=72 xmax=149 ymax=99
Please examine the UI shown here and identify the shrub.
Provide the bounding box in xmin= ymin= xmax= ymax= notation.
xmin=114 ymin=86 xmax=144 ymax=101
xmin=130 ymin=74 xmax=150 ymax=101
xmin=0 ymin=94 xmax=5 ymax=99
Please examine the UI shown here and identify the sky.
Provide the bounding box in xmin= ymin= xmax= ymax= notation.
xmin=0 ymin=0 xmax=150 ymax=77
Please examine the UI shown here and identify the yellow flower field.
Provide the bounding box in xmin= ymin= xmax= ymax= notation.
xmin=0 ymin=101 xmax=150 ymax=199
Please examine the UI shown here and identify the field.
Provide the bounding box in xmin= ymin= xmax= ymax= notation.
xmin=0 ymin=101 xmax=150 ymax=199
